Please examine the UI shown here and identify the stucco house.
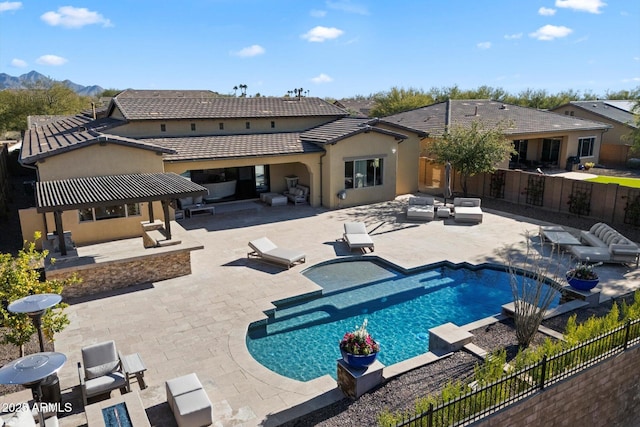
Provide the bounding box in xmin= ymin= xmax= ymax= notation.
xmin=19 ymin=90 xmax=426 ymax=248
xmin=382 ymin=99 xmax=612 ymax=171
xmin=551 ymin=100 xmax=638 ymax=167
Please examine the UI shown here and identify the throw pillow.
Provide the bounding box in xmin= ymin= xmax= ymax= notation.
xmin=86 ymin=360 xmax=120 ymax=380
xmin=461 ymin=201 xmax=475 ymax=207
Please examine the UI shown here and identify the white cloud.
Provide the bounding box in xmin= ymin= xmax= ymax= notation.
xmin=539 ymin=7 xmax=556 ymax=16
xmin=302 ymin=26 xmax=344 ymax=42
xmin=555 ymin=0 xmax=606 ymax=14
xmin=10 ymin=58 xmax=27 ymax=67
xmin=477 ymin=42 xmax=491 ymax=50
xmin=0 ymin=1 xmax=21 ymax=12
xmin=326 ymin=1 xmax=369 ymax=15
xmin=311 ymin=73 xmax=333 ymax=84
xmin=36 ymin=55 xmax=68 ymax=66
xmin=504 ymin=33 xmax=523 ymax=40
xmin=529 ymin=25 xmax=573 ymax=41
xmin=310 ymin=9 xmax=326 ymax=17
xmin=233 ymin=45 xmax=265 ymax=58
xmin=41 ymin=6 xmax=112 ymax=29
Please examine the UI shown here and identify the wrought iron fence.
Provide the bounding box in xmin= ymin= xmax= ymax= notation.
xmin=394 ymin=318 xmax=640 ymax=427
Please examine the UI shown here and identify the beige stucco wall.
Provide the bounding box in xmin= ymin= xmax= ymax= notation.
xmin=322 ymin=132 xmax=398 ymax=209
xmin=36 ymin=143 xmax=164 ymax=181
xmin=108 ymin=116 xmax=337 ymax=139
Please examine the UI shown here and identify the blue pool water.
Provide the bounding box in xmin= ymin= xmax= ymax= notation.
xmin=246 ymin=259 xmax=559 ymax=382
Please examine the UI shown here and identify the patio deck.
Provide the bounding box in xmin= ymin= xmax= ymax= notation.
xmin=2 ymin=196 xmax=639 ymax=426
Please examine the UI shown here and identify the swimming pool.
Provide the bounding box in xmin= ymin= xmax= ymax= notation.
xmin=246 ymin=259 xmax=560 ymax=382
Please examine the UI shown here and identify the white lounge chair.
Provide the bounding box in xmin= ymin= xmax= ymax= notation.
xmin=453 ymin=198 xmax=483 ymax=223
xmin=248 ymin=237 xmax=306 ymax=269
xmin=406 ymin=196 xmax=435 ymax=221
xmin=343 ymin=222 xmax=375 ymax=252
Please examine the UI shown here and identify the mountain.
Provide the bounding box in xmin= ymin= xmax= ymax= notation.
xmin=0 ymin=70 xmax=104 ymax=97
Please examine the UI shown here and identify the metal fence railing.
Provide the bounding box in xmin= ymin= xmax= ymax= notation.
xmin=394 ymin=318 xmax=640 ymax=427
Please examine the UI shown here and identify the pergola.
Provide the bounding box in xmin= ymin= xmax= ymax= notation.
xmin=35 ymin=173 xmax=208 ymax=255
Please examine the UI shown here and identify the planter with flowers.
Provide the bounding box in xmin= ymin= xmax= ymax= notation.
xmin=566 ymin=261 xmax=601 ymax=291
xmin=339 ymin=319 xmax=380 ymax=369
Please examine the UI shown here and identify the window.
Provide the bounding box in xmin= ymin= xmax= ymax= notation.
xmin=578 ymin=137 xmax=595 ymax=157
xmin=126 ymin=203 xmax=141 ymax=216
xmin=245 ymin=121 xmax=251 ymax=129
xmin=344 ymin=158 xmax=384 ymax=189
xmin=271 ymin=121 xmax=275 ymax=128
xmin=219 ymin=123 xmax=224 ymax=130
xmin=78 ymin=208 xmax=94 ymax=222
xmin=95 ymin=205 xmax=126 ymax=221
xmin=160 ymin=124 xmax=166 ymax=132
xmin=541 ymin=138 xmax=560 ymax=164
xmin=511 ymin=140 xmax=528 ymax=165
xmin=79 ymin=203 xmax=141 ymax=222
xmin=191 ymin=123 xmax=196 ymax=131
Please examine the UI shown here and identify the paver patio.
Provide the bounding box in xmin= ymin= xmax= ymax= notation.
xmin=2 ymin=197 xmax=639 ymax=426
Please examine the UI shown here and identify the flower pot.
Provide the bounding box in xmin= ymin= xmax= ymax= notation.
xmin=340 ymin=349 xmax=378 ymax=369
xmin=566 ymin=275 xmax=599 ymax=291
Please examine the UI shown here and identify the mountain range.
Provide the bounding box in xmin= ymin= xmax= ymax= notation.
xmin=0 ymin=70 xmax=104 ymax=97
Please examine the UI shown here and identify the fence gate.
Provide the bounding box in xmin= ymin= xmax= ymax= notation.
xmin=623 ymin=189 xmax=640 ymax=227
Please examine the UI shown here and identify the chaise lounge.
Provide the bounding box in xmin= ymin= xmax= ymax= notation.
xmin=406 ymin=196 xmax=435 ymax=221
xmin=343 ymin=222 xmax=375 ymax=252
xmin=248 ymin=237 xmax=306 ymax=269
xmin=453 ymin=197 xmax=483 ymax=223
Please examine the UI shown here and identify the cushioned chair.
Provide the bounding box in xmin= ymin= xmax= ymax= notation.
xmin=453 ymin=198 xmax=483 ymax=223
xmin=343 ymin=222 xmax=375 ymax=252
xmin=77 ymin=340 xmax=130 ymax=406
xmin=406 ymin=196 xmax=435 ymax=221
xmin=248 ymin=237 xmax=306 ymax=269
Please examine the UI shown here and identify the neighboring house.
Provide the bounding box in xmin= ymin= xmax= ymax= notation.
xmin=333 ymin=99 xmax=375 ymax=118
xmin=382 ymin=99 xmax=612 ymax=171
xmin=551 ymin=100 xmax=639 ymax=167
xmin=19 ymin=90 xmax=426 ymax=247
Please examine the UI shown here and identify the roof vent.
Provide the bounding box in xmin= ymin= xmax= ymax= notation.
xmin=499 ymin=104 xmax=507 ymax=110
xmin=78 ymin=126 xmax=87 ymax=132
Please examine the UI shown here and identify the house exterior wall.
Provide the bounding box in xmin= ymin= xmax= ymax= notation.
xmin=322 ymin=132 xmax=398 ymax=209
xmin=36 ymin=143 xmax=164 ymax=181
xmin=552 ymin=106 xmax=632 ymax=166
xmin=108 ymin=116 xmax=336 ymax=138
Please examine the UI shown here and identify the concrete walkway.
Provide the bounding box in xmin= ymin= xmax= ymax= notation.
xmin=2 ymin=197 xmax=639 ymax=426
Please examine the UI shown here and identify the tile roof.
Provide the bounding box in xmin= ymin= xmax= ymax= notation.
xmin=143 ymin=132 xmax=325 ymax=161
xmin=112 ymin=90 xmax=348 ymax=120
xmin=384 ymin=99 xmax=612 ymax=136
xmin=21 ymin=115 xmax=175 ymax=164
xmin=558 ymin=101 xmax=638 ymax=128
xmin=299 ymin=117 xmax=409 ymax=144
xmin=35 ymin=172 xmax=207 ymax=212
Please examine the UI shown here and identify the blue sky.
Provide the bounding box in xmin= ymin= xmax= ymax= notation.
xmin=1 ymin=0 xmax=639 ymax=99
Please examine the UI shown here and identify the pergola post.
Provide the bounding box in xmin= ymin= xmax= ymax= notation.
xmin=148 ymin=201 xmax=154 ymax=223
xmin=53 ymin=211 xmax=67 ymax=256
xmin=162 ymin=200 xmax=171 ymax=240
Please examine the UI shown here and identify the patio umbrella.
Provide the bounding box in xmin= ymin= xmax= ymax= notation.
xmin=444 ymin=161 xmax=453 ymax=204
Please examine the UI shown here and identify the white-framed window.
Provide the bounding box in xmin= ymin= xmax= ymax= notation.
xmin=79 ymin=203 xmax=141 ymax=222
xmin=578 ymin=137 xmax=595 ymax=157
xmin=344 ymin=158 xmax=384 ymax=189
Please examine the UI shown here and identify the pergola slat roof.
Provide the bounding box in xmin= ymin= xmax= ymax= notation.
xmin=35 ymin=173 xmax=207 ymax=213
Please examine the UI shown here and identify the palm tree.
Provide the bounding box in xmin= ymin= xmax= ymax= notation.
xmin=233 ymin=86 xmax=238 ymax=96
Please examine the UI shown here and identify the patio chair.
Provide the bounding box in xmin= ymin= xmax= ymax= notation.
xmin=343 ymin=222 xmax=375 ymax=252
xmin=77 ymin=340 xmax=130 ymax=406
xmin=248 ymin=237 xmax=306 ymax=269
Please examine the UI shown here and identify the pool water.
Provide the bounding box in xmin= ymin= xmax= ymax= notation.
xmin=246 ymin=260 xmax=559 ymax=382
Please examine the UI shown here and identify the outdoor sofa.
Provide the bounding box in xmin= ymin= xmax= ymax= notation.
xmin=570 ymin=222 xmax=639 ymax=267
xmin=406 ymin=196 xmax=435 ymax=221
xmin=453 ymin=198 xmax=483 ymax=223
xmin=248 ymin=237 xmax=306 ymax=269
xmin=284 ymin=184 xmax=310 ymax=205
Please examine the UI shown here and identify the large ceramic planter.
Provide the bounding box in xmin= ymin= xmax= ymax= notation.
xmin=567 ymin=275 xmax=599 ymax=291
xmin=340 ymin=349 xmax=378 ymax=369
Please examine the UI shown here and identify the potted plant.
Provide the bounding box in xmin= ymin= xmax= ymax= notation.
xmin=566 ymin=261 xmax=601 ymax=291
xmin=339 ymin=319 xmax=380 ymax=369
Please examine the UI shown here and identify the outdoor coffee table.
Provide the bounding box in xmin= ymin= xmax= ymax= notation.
xmin=539 ymin=226 xmax=581 ymax=249
xmin=186 ymin=204 xmax=215 ymax=217
xmin=120 ymin=352 xmax=147 ymax=390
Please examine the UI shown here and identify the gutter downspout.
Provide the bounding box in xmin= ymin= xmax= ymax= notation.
xmin=319 ymin=149 xmax=327 ymax=207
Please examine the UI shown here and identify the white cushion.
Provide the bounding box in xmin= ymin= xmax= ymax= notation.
xmin=461 ymin=201 xmax=475 ymax=207
xmin=4 ymin=407 xmax=35 ymax=427
xmin=85 ymin=360 xmax=119 ymax=380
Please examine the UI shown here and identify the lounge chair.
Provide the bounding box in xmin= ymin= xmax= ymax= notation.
xmin=248 ymin=237 xmax=306 ymax=269
xmin=343 ymin=222 xmax=375 ymax=252
xmin=77 ymin=340 xmax=130 ymax=406
xmin=453 ymin=197 xmax=483 ymax=223
xmin=406 ymin=196 xmax=435 ymax=221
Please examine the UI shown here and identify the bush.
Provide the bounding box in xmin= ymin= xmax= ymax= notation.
xmin=627 ymin=158 xmax=640 ymax=169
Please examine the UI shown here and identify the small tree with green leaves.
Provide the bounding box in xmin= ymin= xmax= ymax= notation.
xmin=0 ymin=233 xmax=78 ymax=356
xmin=428 ymin=121 xmax=515 ymax=197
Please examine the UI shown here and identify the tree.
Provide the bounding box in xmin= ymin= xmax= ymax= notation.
xmin=370 ymin=87 xmax=434 ymax=117
xmin=0 ymin=234 xmax=78 ymax=356
xmin=427 ymin=121 xmax=516 ymax=197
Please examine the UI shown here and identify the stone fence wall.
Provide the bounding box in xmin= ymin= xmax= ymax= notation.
xmin=473 ymin=345 xmax=640 ymax=426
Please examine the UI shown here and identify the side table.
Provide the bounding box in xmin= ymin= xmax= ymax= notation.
xmin=120 ymin=352 xmax=147 ymax=390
